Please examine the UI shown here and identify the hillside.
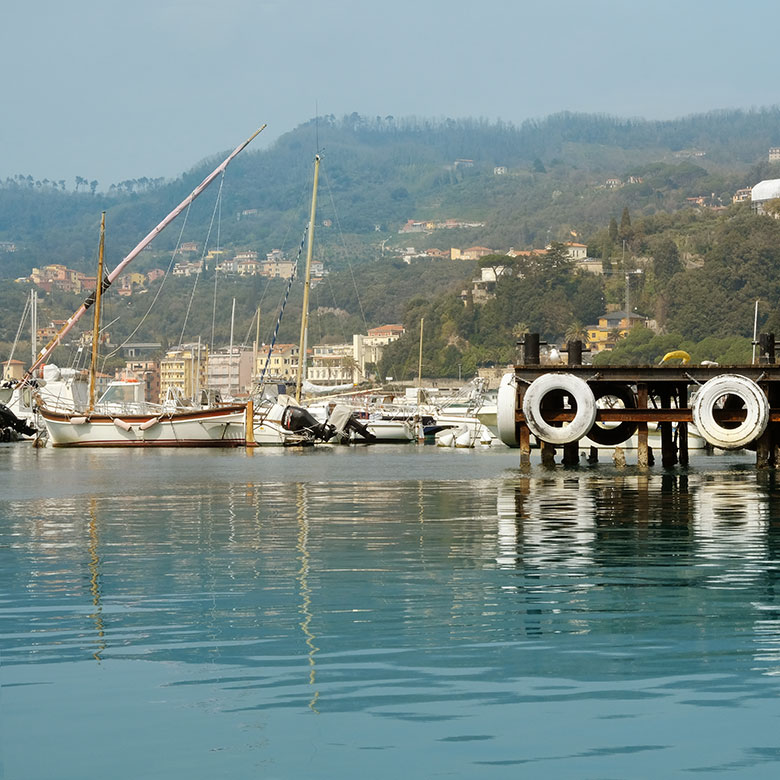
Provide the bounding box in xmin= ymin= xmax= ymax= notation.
xmin=3 ymin=109 xmax=780 ymax=271
xmin=3 ymin=108 xmax=780 ymax=376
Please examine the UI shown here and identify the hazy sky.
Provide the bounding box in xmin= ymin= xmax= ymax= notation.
xmin=2 ymin=0 xmax=777 ymax=187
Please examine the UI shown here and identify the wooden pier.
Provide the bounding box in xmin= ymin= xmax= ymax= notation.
xmin=504 ymin=333 xmax=780 ymax=468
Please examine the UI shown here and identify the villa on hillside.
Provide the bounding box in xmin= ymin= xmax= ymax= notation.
xmin=586 ymin=310 xmax=652 ymax=353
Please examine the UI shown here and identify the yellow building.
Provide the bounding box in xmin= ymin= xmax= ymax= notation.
xmin=254 ymin=343 xmax=301 ymax=383
xmin=586 ymin=311 xmax=649 ymax=353
xmin=160 ymin=345 xmax=209 ymax=402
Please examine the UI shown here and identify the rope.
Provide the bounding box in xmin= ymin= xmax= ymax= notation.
xmin=179 ymin=173 xmax=225 ymax=347
xmin=3 ymin=291 xmax=31 ymax=376
xmin=100 ymin=200 xmax=193 ymax=371
xmin=210 ymin=183 xmax=223 ymax=350
xmin=322 ymin=167 xmax=369 ymax=333
xmin=254 ymin=227 xmax=308 ymax=391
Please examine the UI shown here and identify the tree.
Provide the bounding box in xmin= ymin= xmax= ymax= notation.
xmin=650 ymin=236 xmax=682 ymax=282
xmin=608 ymin=217 xmax=618 ymax=243
xmin=619 ymin=207 xmax=633 ymax=242
xmin=565 ymin=321 xmax=587 ymax=342
xmin=763 ymin=198 xmax=780 ymax=218
xmin=478 ymin=254 xmax=513 ymax=280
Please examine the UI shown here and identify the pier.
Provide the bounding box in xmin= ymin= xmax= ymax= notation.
xmin=502 ymin=333 xmax=780 ymax=468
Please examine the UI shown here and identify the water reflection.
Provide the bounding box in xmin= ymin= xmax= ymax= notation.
xmin=87 ymin=498 xmax=106 ymax=662
xmin=493 ymin=468 xmax=780 ymax=679
xmin=7 ymin=451 xmax=780 ymax=776
xmin=4 ymin=461 xmax=780 ymax=692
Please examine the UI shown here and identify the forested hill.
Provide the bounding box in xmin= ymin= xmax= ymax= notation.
xmin=3 ymin=109 xmax=780 ymax=379
xmin=2 ymin=108 xmax=780 ymax=280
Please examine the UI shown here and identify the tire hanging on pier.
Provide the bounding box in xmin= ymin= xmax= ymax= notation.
xmin=522 ymin=373 xmax=597 ymax=445
xmin=496 ymin=372 xmax=519 ymax=448
xmin=691 ymin=374 xmax=769 ymax=450
xmin=585 ymin=382 xmax=638 ymax=446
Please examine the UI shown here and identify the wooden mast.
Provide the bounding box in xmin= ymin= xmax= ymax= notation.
xmin=88 ymin=212 xmax=106 ymax=412
xmin=295 ymin=154 xmax=321 ymax=404
xmin=417 ymin=317 xmax=424 ymax=403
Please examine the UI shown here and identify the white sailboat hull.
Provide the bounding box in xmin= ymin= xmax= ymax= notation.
xmin=39 ymin=405 xmax=247 ymax=447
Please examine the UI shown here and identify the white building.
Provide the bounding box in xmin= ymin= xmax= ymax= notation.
xmin=352 ymin=325 xmax=405 ymax=380
xmin=307 ymin=343 xmax=355 ymax=386
xmin=207 ymin=347 xmax=254 ymax=397
xmin=751 ymin=179 xmax=780 ymax=215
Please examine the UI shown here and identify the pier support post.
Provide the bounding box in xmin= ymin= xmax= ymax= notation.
xmin=659 ymin=386 xmax=678 ymax=468
xmin=677 ymin=383 xmax=689 ymax=467
xmin=519 ymin=420 xmax=532 ymax=466
xmin=562 ymin=339 xmax=583 ymax=466
xmin=541 ymin=441 xmax=556 ymax=467
xmin=757 ymin=379 xmax=775 ymax=468
xmin=245 ymin=399 xmax=255 ymax=448
xmin=637 ymin=383 xmax=649 ymax=467
xmin=517 ymin=334 xmax=541 ymax=467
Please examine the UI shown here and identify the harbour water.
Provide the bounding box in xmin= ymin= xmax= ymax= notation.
xmin=3 ymin=444 xmax=780 ymax=778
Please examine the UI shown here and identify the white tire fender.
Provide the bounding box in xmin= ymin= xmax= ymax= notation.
xmin=692 ymin=374 xmax=768 ymax=450
xmin=522 ymin=373 xmax=597 ymax=445
xmin=496 ymin=372 xmax=519 ymax=448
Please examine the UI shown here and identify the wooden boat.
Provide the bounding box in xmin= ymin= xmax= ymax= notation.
xmin=39 ymin=402 xmax=247 ymax=447
xmin=33 ymin=130 xmax=267 ymax=447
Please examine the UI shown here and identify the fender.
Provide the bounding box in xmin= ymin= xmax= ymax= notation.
xmin=496 ymin=372 xmax=519 ymax=448
xmin=586 ymin=382 xmax=638 ymax=446
xmin=692 ymin=374 xmax=768 ymax=450
xmin=522 ymin=373 xmax=597 ymax=445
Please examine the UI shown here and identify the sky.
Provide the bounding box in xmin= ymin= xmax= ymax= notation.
xmin=2 ymin=0 xmax=778 ymax=188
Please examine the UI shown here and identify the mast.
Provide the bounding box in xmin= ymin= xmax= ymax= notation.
xmin=417 ymin=317 xmax=424 ymax=403
xmin=253 ymin=306 xmax=260 ymax=384
xmin=31 ymin=289 xmax=37 ymax=367
xmin=229 ymin=297 xmax=236 ymax=396
xmin=25 ymin=124 xmax=267 ymax=380
xmin=295 ymin=154 xmax=321 ymax=404
xmin=88 ymin=212 xmax=106 ymax=412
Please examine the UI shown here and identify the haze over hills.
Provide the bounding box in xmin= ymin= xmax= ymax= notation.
xmin=2 ymin=108 xmax=780 ymax=378
xmin=2 ymin=108 xmax=780 ymax=273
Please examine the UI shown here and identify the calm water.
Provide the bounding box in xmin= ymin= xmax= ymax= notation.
xmin=3 ymin=444 xmax=780 ymax=778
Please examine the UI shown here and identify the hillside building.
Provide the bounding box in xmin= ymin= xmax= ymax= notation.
xmin=352 ymin=325 xmax=404 ymax=380
xmin=751 ymin=179 xmax=780 ymax=215
xmin=586 ymin=311 xmax=651 ymax=353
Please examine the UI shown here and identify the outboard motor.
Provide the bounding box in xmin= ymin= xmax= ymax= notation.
xmin=281 ymin=404 xmax=337 ymax=442
xmin=0 ymin=402 xmax=37 ymax=439
xmin=326 ymin=404 xmax=377 ymax=443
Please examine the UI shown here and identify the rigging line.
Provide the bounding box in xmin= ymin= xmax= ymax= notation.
xmin=255 ymin=226 xmax=308 ymax=389
xmin=99 ymin=199 xmax=193 ymax=367
xmin=179 ymin=172 xmax=226 ymax=347
xmin=320 ymin=256 xmax=350 ymax=345
xmin=211 ymin=177 xmax=224 ymax=350
xmin=322 ymin=167 xmax=369 ymax=333
xmin=4 ymin=291 xmax=31 ymax=373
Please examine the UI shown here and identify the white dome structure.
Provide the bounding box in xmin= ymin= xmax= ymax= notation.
xmin=751 ymin=179 xmax=780 ymax=214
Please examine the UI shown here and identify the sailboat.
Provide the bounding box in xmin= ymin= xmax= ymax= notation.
xmin=33 ymin=129 xmax=266 ymax=447
xmin=248 ymin=154 xmax=373 ymax=446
